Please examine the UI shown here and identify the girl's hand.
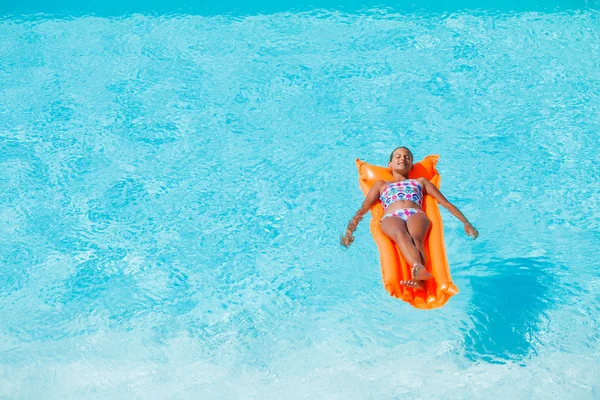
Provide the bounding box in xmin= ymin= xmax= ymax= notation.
xmin=464 ymin=223 xmax=479 ymax=239
xmin=340 ymin=232 xmax=355 ymax=248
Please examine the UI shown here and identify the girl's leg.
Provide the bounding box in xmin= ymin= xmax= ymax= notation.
xmin=406 ymin=212 xmax=431 ymax=268
xmin=381 ymin=217 xmax=424 ymax=268
xmin=381 ymin=213 xmax=432 ymax=290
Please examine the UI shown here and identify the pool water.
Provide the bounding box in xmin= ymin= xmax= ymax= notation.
xmin=1 ymin=1 xmax=599 ymax=398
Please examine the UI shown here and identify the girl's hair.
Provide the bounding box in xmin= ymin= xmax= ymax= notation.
xmin=389 ymin=147 xmax=413 ymax=162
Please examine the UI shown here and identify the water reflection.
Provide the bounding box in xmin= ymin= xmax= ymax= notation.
xmin=462 ymin=257 xmax=556 ymax=364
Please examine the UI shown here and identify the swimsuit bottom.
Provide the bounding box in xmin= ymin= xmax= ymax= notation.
xmin=381 ymin=208 xmax=425 ymax=222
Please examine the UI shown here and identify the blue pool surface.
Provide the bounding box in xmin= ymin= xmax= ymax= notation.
xmin=1 ymin=0 xmax=600 ymax=398
xmin=1 ymin=0 xmax=599 ymax=16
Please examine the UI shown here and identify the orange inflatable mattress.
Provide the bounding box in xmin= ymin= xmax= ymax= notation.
xmin=356 ymin=155 xmax=459 ymax=309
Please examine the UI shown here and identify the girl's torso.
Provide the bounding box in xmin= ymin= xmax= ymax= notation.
xmin=379 ymin=179 xmax=424 ymax=211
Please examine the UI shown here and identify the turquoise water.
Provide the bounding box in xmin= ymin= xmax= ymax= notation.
xmin=1 ymin=1 xmax=600 ymax=398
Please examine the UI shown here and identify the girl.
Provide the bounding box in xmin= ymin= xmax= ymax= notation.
xmin=341 ymin=147 xmax=479 ymax=290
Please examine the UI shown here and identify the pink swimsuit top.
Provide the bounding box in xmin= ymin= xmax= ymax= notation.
xmin=379 ymin=179 xmax=424 ymax=209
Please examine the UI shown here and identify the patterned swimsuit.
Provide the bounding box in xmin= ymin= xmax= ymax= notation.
xmin=379 ymin=179 xmax=425 ymax=222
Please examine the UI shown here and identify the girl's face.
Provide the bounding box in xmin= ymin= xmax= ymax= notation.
xmin=388 ymin=148 xmax=413 ymax=172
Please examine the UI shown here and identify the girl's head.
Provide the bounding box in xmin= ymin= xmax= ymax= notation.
xmin=388 ymin=147 xmax=414 ymax=174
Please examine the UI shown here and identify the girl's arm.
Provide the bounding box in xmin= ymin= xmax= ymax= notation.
xmin=341 ymin=181 xmax=385 ymax=247
xmin=420 ymin=178 xmax=479 ymax=239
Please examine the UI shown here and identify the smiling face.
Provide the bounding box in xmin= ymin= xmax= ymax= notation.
xmin=388 ymin=147 xmax=414 ymax=174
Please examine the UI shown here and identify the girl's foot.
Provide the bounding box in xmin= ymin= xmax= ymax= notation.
xmin=412 ymin=263 xmax=432 ymax=281
xmin=400 ymin=279 xmax=426 ymax=290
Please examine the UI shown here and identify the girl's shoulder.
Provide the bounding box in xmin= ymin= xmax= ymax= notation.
xmin=373 ymin=180 xmax=389 ymax=191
